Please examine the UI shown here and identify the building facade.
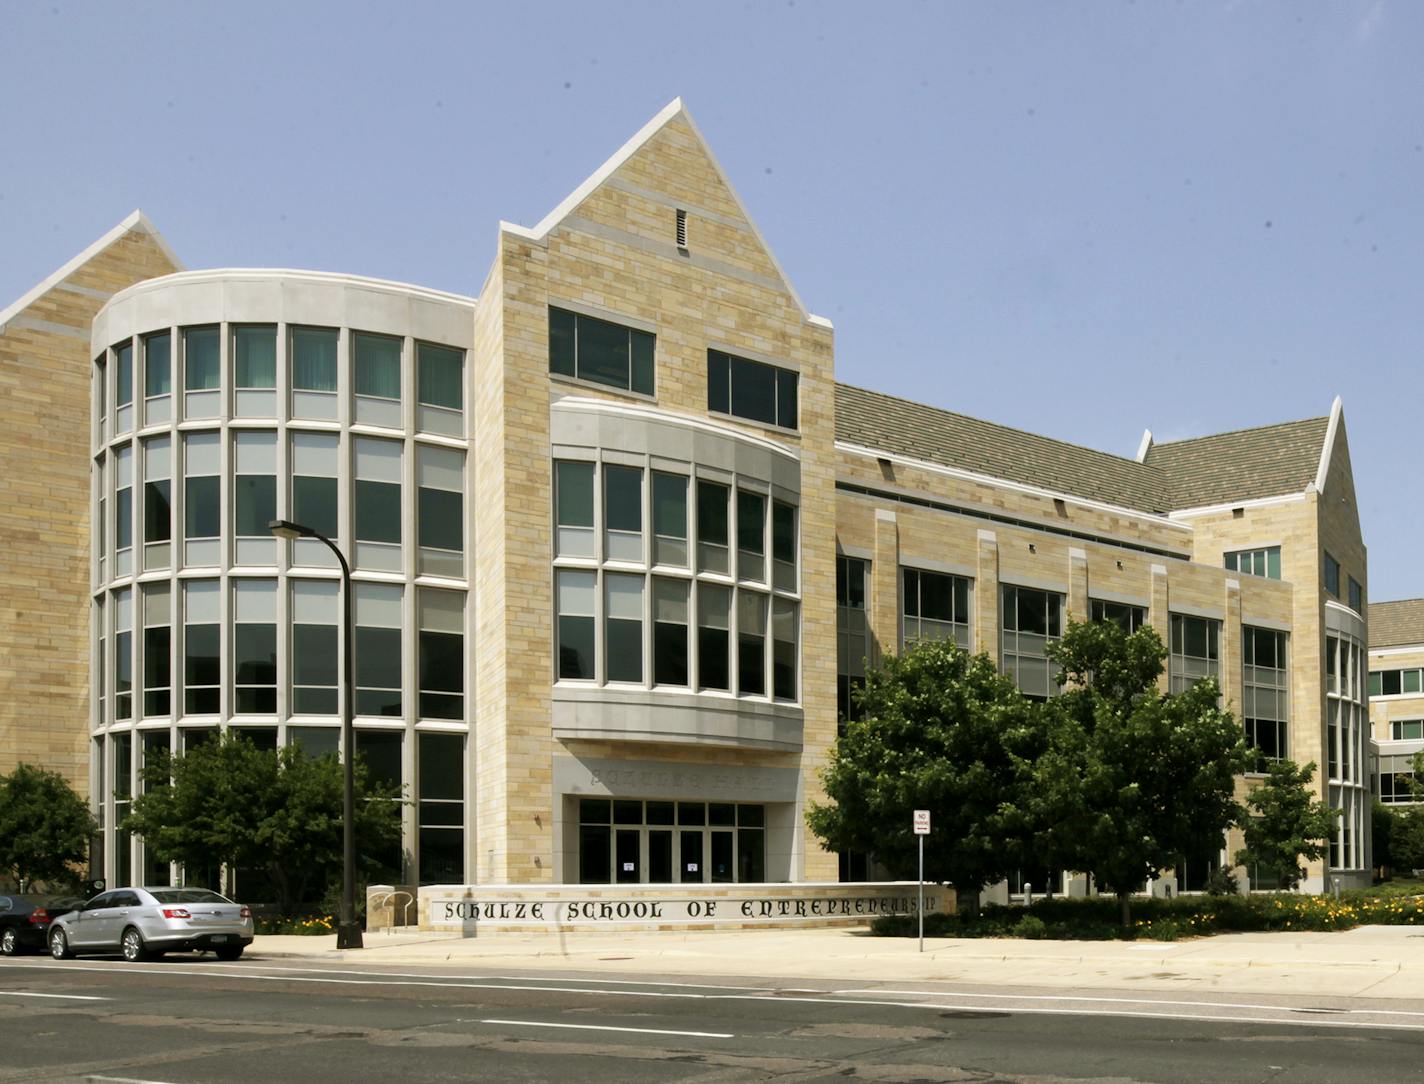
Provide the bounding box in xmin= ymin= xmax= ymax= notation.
xmin=1369 ymin=600 xmax=1424 ymax=809
xmin=5 ymin=100 xmax=1374 ymax=897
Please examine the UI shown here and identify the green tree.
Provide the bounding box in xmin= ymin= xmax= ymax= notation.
xmin=0 ymin=764 xmax=96 ymax=890
xmin=1234 ymin=759 xmax=1337 ymax=890
xmin=807 ymin=639 xmax=1040 ymax=914
xmin=123 ymin=733 xmax=403 ymax=914
xmin=1026 ymin=620 xmax=1250 ymax=927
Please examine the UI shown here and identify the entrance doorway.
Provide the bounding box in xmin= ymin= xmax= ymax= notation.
xmin=576 ymin=798 xmax=766 ymax=884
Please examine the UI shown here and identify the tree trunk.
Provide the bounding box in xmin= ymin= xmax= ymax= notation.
xmin=959 ymin=887 xmax=980 ymax=920
xmin=1118 ymin=890 xmax=1131 ymax=929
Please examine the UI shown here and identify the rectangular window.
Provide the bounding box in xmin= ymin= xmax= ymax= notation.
xmin=707 ymin=349 xmax=798 ymax=430
xmin=1324 ymin=551 xmax=1340 ymax=597
xmin=604 ymin=465 xmax=643 ymax=563
xmin=290 ymin=326 xmax=337 ymax=391
xmin=1380 ymin=770 xmax=1417 ymax=804
xmin=114 ymin=588 xmax=133 ymax=721
xmin=1090 ymin=598 xmax=1146 ymax=633
xmin=143 ymin=437 xmax=172 ymax=548
xmin=355 ymin=584 xmax=402 ymax=717
xmin=1348 ymin=577 xmax=1363 ymax=613
xmin=736 ymin=490 xmax=765 ymax=583
xmin=144 ymin=331 xmax=171 ymax=399
xmin=556 ymin=570 xmax=596 ymax=680
xmin=115 ymin=341 xmax=134 ymax=408
xmin=1001 ymin=585 xmax=1063 ymax=700
xmin=652 ymin=472 xmax=688 ymax=567
xmin=698 ymin=583 xmax=731 ymax=691
xmin=772 ymin=501 xmax=796 ymax=592
xmin=772 ymin=598 xmax=797 ymax=701
xmin=183 ymin=326 xmax=220 ymax=420
xmin=902 ymin=568 xmax=971 ymax=649
xmin=232 ymin=580 xmax=277 ymax=714
xmin=184 ymin=432 xmax=221 ymax=555
xmin=652 ymin=578 xmax=689 ymax=686
xmin=549 ymin=306 xmax=654 ymax=396
xmin=837 ymin=556 xmax=868 ymax=723
xmin=233 ymin=432 xmax=277 ymax=563
xmin=113 ymin=732 xmax=132 ymax=885
xmin=1243 ymin=626 xmax=1288 ymax=772
xmin=737 ymin=591 xmax=766 ymax=696
xmin=354 ymin=331 xmax=402 ymax=399
xmin=554 ymin=460 xmax=595 ymax=559
xmin=142 ymin=583 xmax=171 ymax=717
xmin=291 ymin=580 xmax=339 ymax=715
xmin=696 ymin=480 xmax=730 ymax=574
xmin=115 ymin=444 xmax=133 ymax=557
xmin=183 ymin=580 xmax=221 ymax=714
xmin=605 ymin=574 xmax=644 ymax=684
xmin=1169 ymin=613 xmax=1221 ymax=694
xmin=417 ymin=341 xmax=463 ymax=410
xmin=1391 ymin=720 xmax=1424 ymax=741
xmin=418 ymin=588 xmax=464 ymax=720
xmin=418 ymin=731 xmax=464 ymax=884
xmin=233 ymin=325 xmax=277 ymax=389
xmin=417 ymin=444 xmax=464 ymax=577
xmin=1224 ymin=547 xmax=1281 ymax=580
xmin=290 ymin=432 xmax=340 ymax=543
xmin=355 ymin=438 xmax=402 ymax=569
xmin=355 ymin=729 xmax=403 ymax=880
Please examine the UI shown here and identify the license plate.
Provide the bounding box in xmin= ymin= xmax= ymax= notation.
xmin=211 ymin=935 xmax=229 ymax=943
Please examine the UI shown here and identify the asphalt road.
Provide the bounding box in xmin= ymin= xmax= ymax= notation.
xmin=3 ymin=954 xmax=1423 ymax=1083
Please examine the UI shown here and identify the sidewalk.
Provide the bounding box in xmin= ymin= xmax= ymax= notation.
xmin=250 ymin=923 xmax=1424 ymax=1001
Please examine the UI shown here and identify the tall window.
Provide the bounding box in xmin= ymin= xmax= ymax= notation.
xmin=698 ymin=584 xmax=731 ymax=691
xmin=556 ymin=570 xmax=596 ymax=680
xmin=95 ymin=354 xmax=108 ymax=440
xmin=114 ymin=588 xmax=133 ymax=721
xmin=353 ymin=331 xmax=402 ymax=427
xmin=143 ymin=330 xmax=171 ymax=425
xmin=355 ymin=584 xmax=402 ymax=717
xmin=1324 ymin=551 xmax=1340 ymax=597
xmin=418 ymin=588 xmax=464 ymax=720
xmin=142 ymin=436 xmax=172 ymax=570
xmin=354 ymin=438 xmax=401 ymax=571
xmin=707 ymin=349 xmax=798 ymax=430
xmin=772 ymin=501 xmax=796 ymax=591
xmin=417 ymin=341 xmax=464 ymax=436
xmin=902 ymin=568 xmax=971 ymax=649
xmin=1225 ymin=547 xmax=1281 ymax=580
xmin=354 ymin=729 xmax=403 ymax=880
xmin=417 ymin=444 xmax=464 ymax=577
xmin=1326 ymin=633 xmax=1367 ymax=870
xmin=232 ymin=324 xmax=277 ymax=417
xmin=183 ymin=432 xmax=221 ymax=566
xmin=696 ymin=480 xmax=730 ymax=574
xmin=142 ymin=583 xmax=171 ymax=717
xmin=652 ymin=579 xmax=689 ymax=686
xmin=772 ymin=598 xmax=797 ymax=701
xmin=1243 ymin=626 xmax=1288 ymax=771
xmin=290 ymin=432 xmax=339 ymax=565
xmin=555 ymin=461 xmax=595 ymax=558
xmin=837 ymin=556 xmax=868 ymax=723
xmin=604 ymin=465 xmax=643 ymax=562
xmin=95 ymin=596 xmax=106 ymax=725
xmin=113 ymin=733 xmax=132 ymax=886
xmin=183 ymin=580 xmax=221 ymax=714
xmin=114 ymin=444 xmax=133 ymax=578
xmin=1090 ymin=599 xmax=1146 ymax=633
xmin=114 ymin=340 xmax=134 ymax=433
xmin=549 ymin=306 xmax=654 ymax=395
xmin=1001 ymin=586 xmax=1062 ymax=700
xmin=183 ymin=326 xmax=221 ymax=419
xmin=418 ymin=732 xmax=464 ymax=883
xmin=233 ymin=431 xmax=277 ymax=565
xmin=141 ymin=730 xmax=172 ymax=886
xmin=737 ymin=591 xmax=766 ymax=696
xmin=605 ymin=575 xmax=644 ymax=683
xmin=291 ymin=580 xmax=339 ymax=715
xmin=97 ymin=458 xmax=107 ymax=583
xmin=736 ymin=490 xmax=765 ymax=583
xmin=232 ymin=580 xmax=277 ymax=714
xmin=1169 ymin=614 xmax=1220 ymax=694
xmin=1348 ymin=577 xmax=1363 ymax=613
xmin=290 ymin=325 xmax=338 ymax=420
xmin=652 ymin=473 xmax=688 ymax=567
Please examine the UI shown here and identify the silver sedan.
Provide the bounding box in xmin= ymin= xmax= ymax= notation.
xmin=48 ymin=887 xmax=254 ymax=962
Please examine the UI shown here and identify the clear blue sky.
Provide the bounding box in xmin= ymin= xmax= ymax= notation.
xmin=5 ymin=2 xmax=1421 ymax=598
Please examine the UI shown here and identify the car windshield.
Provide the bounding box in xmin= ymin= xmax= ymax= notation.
xmin=44 ymin=897 xmax=85 ymax=912
xmin=148 ymin=889 xmax=233 ymax=905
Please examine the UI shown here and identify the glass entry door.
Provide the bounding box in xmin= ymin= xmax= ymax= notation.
xmin=649 ymin=830 xmax=673 ymax=883
xmin=680 ymin=831 xmax=704 ymax=882
xmin=615 ymin=829 xmax=640 ymax=883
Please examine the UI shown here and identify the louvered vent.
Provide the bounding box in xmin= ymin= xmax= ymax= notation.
xmin=675 ymin=209 xmax=688 ymax=250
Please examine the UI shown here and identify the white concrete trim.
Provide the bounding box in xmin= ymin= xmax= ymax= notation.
xmin=1326 ymin=598 xmax=1364 ymax=621
xmin=1167 ymin=491 xmax=1309 ymax=520
xmin=1369 ymin=644 xmax=1424 ymax=658
xmin=99 ymin=267 xmax=476 ymax=317
xmin=836 ymin=441 xmax=1193 ymax=533
xmin=1135 ymin=428 xmax=1153 ymax=463
xmin=1315 ymin=395 xmax=1344 ymax=494
xmin=0 ymin=210 xmax=182 ymax=331
xmin=553 ymin=395 xmax=800 ymax=462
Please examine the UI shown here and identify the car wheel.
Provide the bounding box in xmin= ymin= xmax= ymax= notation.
xmin=215 ymin=945 xmax=244 ymax=962
xmin=121 ymin=927 xmax=151 ymax=963
xmin=1 ymin=927 xmax=19 ymax=956
xmin=49 ymin=929 xmax=74 ymax=960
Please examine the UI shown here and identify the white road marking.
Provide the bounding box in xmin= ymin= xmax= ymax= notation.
xmin=86 ymin=1076 xmax=181 ymax=1083
xmin=0 ymin=990 xmax=108 ymax=1001
xmin=483 ymin=1017 xmax=732 ymax=1039
xmin=229 ymin=963 xmax=770 ymax=991
xmin=831 ymin=989 xmax=1424 ymax=1019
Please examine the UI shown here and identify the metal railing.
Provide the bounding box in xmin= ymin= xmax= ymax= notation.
xmin=369 ymin=889 xmax=415 ymax=931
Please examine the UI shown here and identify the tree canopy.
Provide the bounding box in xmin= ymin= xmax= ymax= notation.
xmin=123 ymin=734 xmax=403 ymax=913
xmin=0 ymin=764 xmax=95 ymax=890
xmin=807 ymin=638 xmax=1040 ymax=907
xmin=1234 ymin=759 xmax=1336 ymax=890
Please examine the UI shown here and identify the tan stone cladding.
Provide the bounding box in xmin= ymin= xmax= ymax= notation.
xmin=0 ymin=226 xmax=178 ymax=789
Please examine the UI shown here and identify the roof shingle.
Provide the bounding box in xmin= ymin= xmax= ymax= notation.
xmin=1369 ymin=600 xmax=1424 ymax=649
xmin=1143 ymin=417 xmax=1329 ymax=510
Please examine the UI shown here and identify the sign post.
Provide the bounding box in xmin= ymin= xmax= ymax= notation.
xmin=913 ymin=809 xmax=930 ymax=952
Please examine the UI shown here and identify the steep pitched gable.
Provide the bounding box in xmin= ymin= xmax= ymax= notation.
xmin=1144 ymin=414 xmax=1330 ymax=510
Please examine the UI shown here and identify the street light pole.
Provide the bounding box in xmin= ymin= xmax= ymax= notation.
xmin=270 ymin=519 xmax=363 ymax=949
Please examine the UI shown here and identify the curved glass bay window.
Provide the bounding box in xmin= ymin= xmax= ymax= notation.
xmin=91 ymin=270 xmax=475 ymax=891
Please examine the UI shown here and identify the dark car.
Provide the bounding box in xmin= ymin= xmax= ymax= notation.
xmin=0 ymin=894 xmax=87 ymax=956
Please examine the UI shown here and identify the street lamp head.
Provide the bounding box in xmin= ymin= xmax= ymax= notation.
xmin=268 ymin=518 xmax=313 ymax=541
